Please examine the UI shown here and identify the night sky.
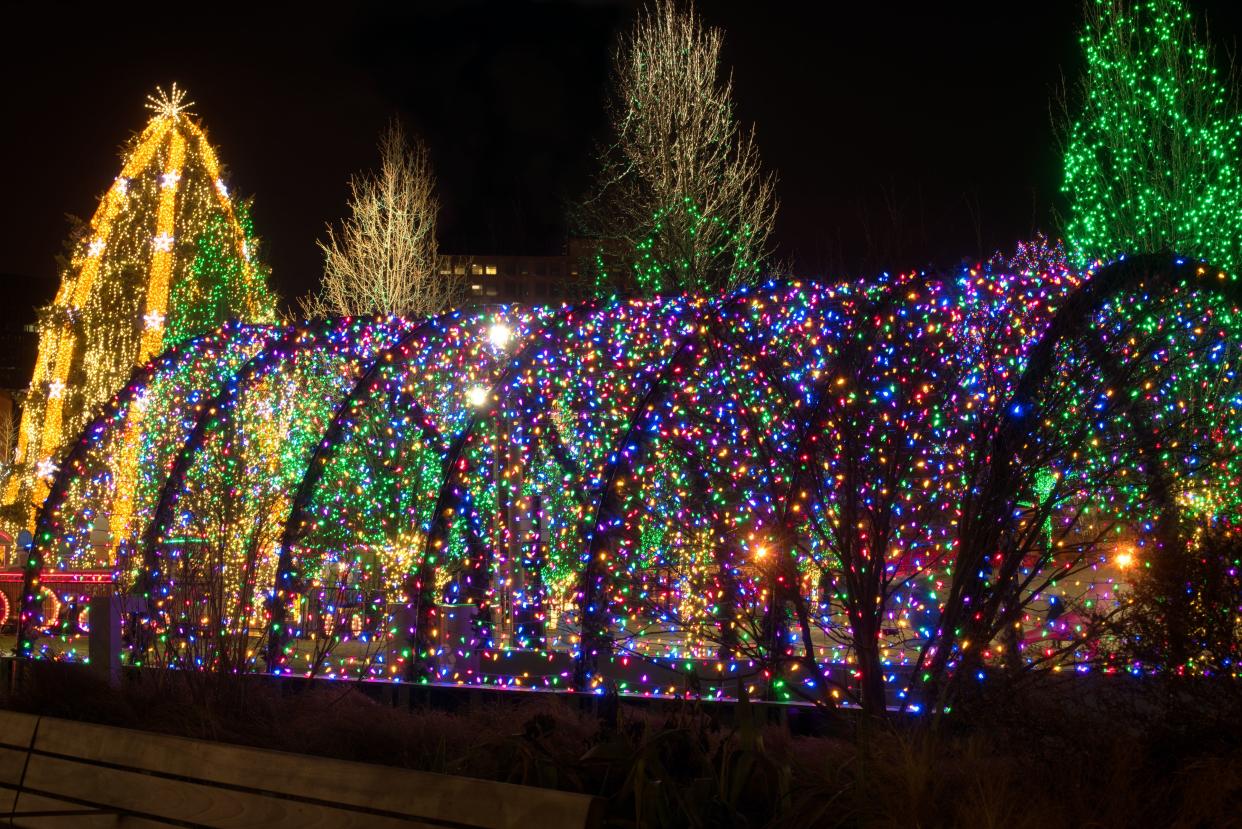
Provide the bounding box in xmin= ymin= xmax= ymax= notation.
xmin=3 ymin=0 xmax=1242 ymax=318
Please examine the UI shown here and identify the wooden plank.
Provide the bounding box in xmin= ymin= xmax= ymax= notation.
xmin=11 ymin=790 xmax=127 ymax=829
xmin=0 ymin=710 xmax=38 ymax=815
xmin=34 ymin=716 xmax=601 ymax=828
xmin=0 ymin=709 xmax=39 ymax=750
xmin=0 ymin=744 xmax=29 ymax=788
xmin=20 ymin=754 xmax=436 ymax=829
xmin=10 ymin=790 xmax=172 ymax=828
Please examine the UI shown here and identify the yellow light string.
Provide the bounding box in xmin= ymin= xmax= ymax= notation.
xmin=105 ymin=397 xmax=147 ymax=560
xmin=94 ymin=123 xmax=263 ymax=548
xmin=7 ymin=99 xmax=274 ymax=541
xmin=106 ymin=123 xmax=267 ymax=558
xmin=85 ymin=125 xmax=182 ymax=550
xmin=139 ymin=128 xmax=185 ymax=363
xmin=7 ymin=120 xmax=173 ymax=520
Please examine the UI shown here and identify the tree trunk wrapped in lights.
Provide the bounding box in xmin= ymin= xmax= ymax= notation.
xmin=2 ymin=85 xmax=278 ymax=534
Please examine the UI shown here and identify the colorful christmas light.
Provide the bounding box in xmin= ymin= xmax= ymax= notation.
xmin=18 ymin=252 xmax=1241 ymax=708
xmin=2 ymin=85 xmax=277 ymax=533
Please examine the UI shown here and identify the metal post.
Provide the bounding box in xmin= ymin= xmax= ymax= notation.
xmin=88 ymin=593 xmax=121 ymax=687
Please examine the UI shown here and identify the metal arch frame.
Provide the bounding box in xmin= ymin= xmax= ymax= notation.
xmin=401 ymin=299 xmax=607 ymax=681
xmin=758 ymin=286 xmax=941 ymax=706
xmin=570 ymin=280 xmax=861 ymax=688
xmin=26 ymin=255 xmax=1235 ymax=692
xmin=571 ymin=289 xmax=766 ymax=688
xmin=270 ymin=302 xmax=593 ymax=680
xmin=17 ymin=321 xmax=277 ymax=656
xmin=916 ymin=254 xmax=1242 ymax=695
xmin=136 ymin=315 xmax=414 ymax=657
xmin=266 ymin=308 xmax=463 ymax=669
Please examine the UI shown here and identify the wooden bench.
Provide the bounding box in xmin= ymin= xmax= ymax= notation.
xmin=0 ymin=710 xmax=602 ymax=828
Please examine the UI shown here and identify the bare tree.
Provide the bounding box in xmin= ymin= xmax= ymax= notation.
xmin=303 ymin=122 xmax=460 ymax=318
xmin=0 ymin=403 xmax=16 ymax=492
xmin=580 ymin=0 xmax=777 ymax=295
xmin=137 ymin=434 xmax=278 ymax=673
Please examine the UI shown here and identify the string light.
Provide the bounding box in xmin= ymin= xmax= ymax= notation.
xmin=1 ymin=85 xmax=278 ymax=532
xmin=1063 ymin=0 xmax=1242 ymax=273
xmin=145 ymin=83 xmax=194 ymax=121
xmin=487 ymin=321 xmax=512 ymax=350
xmin=20 ymin=250 xmax=1240 ymax=697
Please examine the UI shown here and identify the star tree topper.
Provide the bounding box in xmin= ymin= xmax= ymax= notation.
xmin=145 ymin=83 xmax=195 ymax=121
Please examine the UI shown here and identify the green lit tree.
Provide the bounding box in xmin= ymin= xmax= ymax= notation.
xmin=1062 ymin=0 xmax=1242 ymax=273
xmin=579 ymin=0 xmax=777 ymax=296
xmin=168 ymin=201 xmax=275 ymax=347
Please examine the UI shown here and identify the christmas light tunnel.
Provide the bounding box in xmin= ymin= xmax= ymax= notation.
xmin=16 ymin=254 xmax=1242 ymax=701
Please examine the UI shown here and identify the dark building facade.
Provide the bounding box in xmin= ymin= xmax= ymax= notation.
xmin=444 ymin=253 xmax=578 ymax=304
xmin=442 ymin=238 xmax=622 ymax=304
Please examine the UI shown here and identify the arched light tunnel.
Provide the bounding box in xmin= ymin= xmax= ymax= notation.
xmin=16 ymin=255 xmax=1242 ymax=701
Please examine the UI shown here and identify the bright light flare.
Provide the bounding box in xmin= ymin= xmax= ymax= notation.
xmin=487 ymin=321 xmax=512 ymax=350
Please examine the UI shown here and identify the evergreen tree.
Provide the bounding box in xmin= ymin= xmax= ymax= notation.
xmin=170 ymin=201 xmax=275 ymax=348
xmin=1062 ymin=0 xmax=1242 ymax=273
xmin=578 ymin=0 xmax=777 ymax=296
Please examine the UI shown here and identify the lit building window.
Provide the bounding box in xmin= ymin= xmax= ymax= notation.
xmin=485 ymin=265 xmax=498 ymax=275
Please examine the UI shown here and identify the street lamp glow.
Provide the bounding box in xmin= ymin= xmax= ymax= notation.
xmin=488 ymin=321 xmax=512 ymax=349
xmin=1115 ymin=549 xmax=1135 ymax=570
xmin=468 ymin=385 xmax=490 ymax=408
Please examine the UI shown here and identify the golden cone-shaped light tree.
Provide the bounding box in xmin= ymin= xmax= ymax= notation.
xmin=2 ymin=85 xmax=278 ymax=532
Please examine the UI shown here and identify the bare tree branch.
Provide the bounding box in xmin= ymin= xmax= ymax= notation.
xmin=304 ymin=122 xmax=461 ymax=318
xmin=580 ymin=0 xmax=778 ymax=295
